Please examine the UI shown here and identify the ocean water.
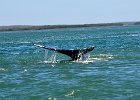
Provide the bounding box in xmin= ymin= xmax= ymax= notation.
xmin=0 ymin=26 xmax=140 ymax=100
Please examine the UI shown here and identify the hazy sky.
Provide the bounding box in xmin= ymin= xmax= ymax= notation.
xmin=0 ymin=0 xmax=140 ymax=26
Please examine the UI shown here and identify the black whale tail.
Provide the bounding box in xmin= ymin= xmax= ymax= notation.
xmin=34 ymin=44 xmax=94 ymax=61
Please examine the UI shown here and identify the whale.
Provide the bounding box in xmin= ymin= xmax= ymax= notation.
xmin=34 ymin=44 xmax=94 ymax=61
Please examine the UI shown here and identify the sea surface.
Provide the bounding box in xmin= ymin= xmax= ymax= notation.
xmin=0 ymin=26 xmax=140 ymax=100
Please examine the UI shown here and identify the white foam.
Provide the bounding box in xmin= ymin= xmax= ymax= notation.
xmin=20 ymin=42 xmax=31 ymax=44
xmin=21 ymin=69 xmax=27 ymax=73
xmin=0 ymin=68 xmax=7 ymax=71
xmin=130 ymin=34 xmax=139 ymax=37
xmin=65 ymin=90 xmax=75 ymax=97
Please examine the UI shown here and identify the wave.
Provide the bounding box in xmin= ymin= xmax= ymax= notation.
xmin=107 ymin=33 xmax=140 ymax=38
xmin=0 ymin=41 xmax=31 ymax=45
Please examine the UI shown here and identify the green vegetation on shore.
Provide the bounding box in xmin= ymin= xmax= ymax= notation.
xmin=0 ymin=21 xmax=140 ymax=32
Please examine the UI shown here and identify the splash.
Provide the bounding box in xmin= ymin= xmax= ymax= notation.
xmin=65 ymin=90 xmax=75 ymax=97
xmin=44 ymin=49 xmax=48 ymax=61
xmin=44 ymin=50 xmax=57 ymax=63
xmin=75 ymin=53 xmax=94 ymax=63
xmin=43 ymin=49 xmax=114 ymax=64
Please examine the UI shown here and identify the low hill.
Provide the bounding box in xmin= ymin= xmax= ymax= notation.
xmin=0 ymin=21 xmax=140 ymax=32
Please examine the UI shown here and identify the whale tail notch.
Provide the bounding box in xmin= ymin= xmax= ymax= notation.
xmin=34 ymin=44 xmax=94 ymax=61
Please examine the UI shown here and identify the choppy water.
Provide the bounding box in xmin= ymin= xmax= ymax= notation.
xmin=0 ymin=26 xmax=140 ymax=100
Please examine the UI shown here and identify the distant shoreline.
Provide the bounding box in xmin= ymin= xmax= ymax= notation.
xmin=0 ymin=21 xmax=140 ymax=32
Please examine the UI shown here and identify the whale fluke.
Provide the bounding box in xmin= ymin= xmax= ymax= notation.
xmin=34 ymin=44 xmax=94 ymax=61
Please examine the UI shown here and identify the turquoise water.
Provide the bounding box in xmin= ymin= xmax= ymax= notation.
xmin=0 ymin=26 xmax=140 ymax=100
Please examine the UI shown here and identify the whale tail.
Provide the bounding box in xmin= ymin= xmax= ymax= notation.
xmin=34 ymin=44 xmax=94 ymax=61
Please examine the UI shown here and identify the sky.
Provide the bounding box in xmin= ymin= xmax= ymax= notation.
xmin=0 ymin=0 xmax=140 ymax=26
